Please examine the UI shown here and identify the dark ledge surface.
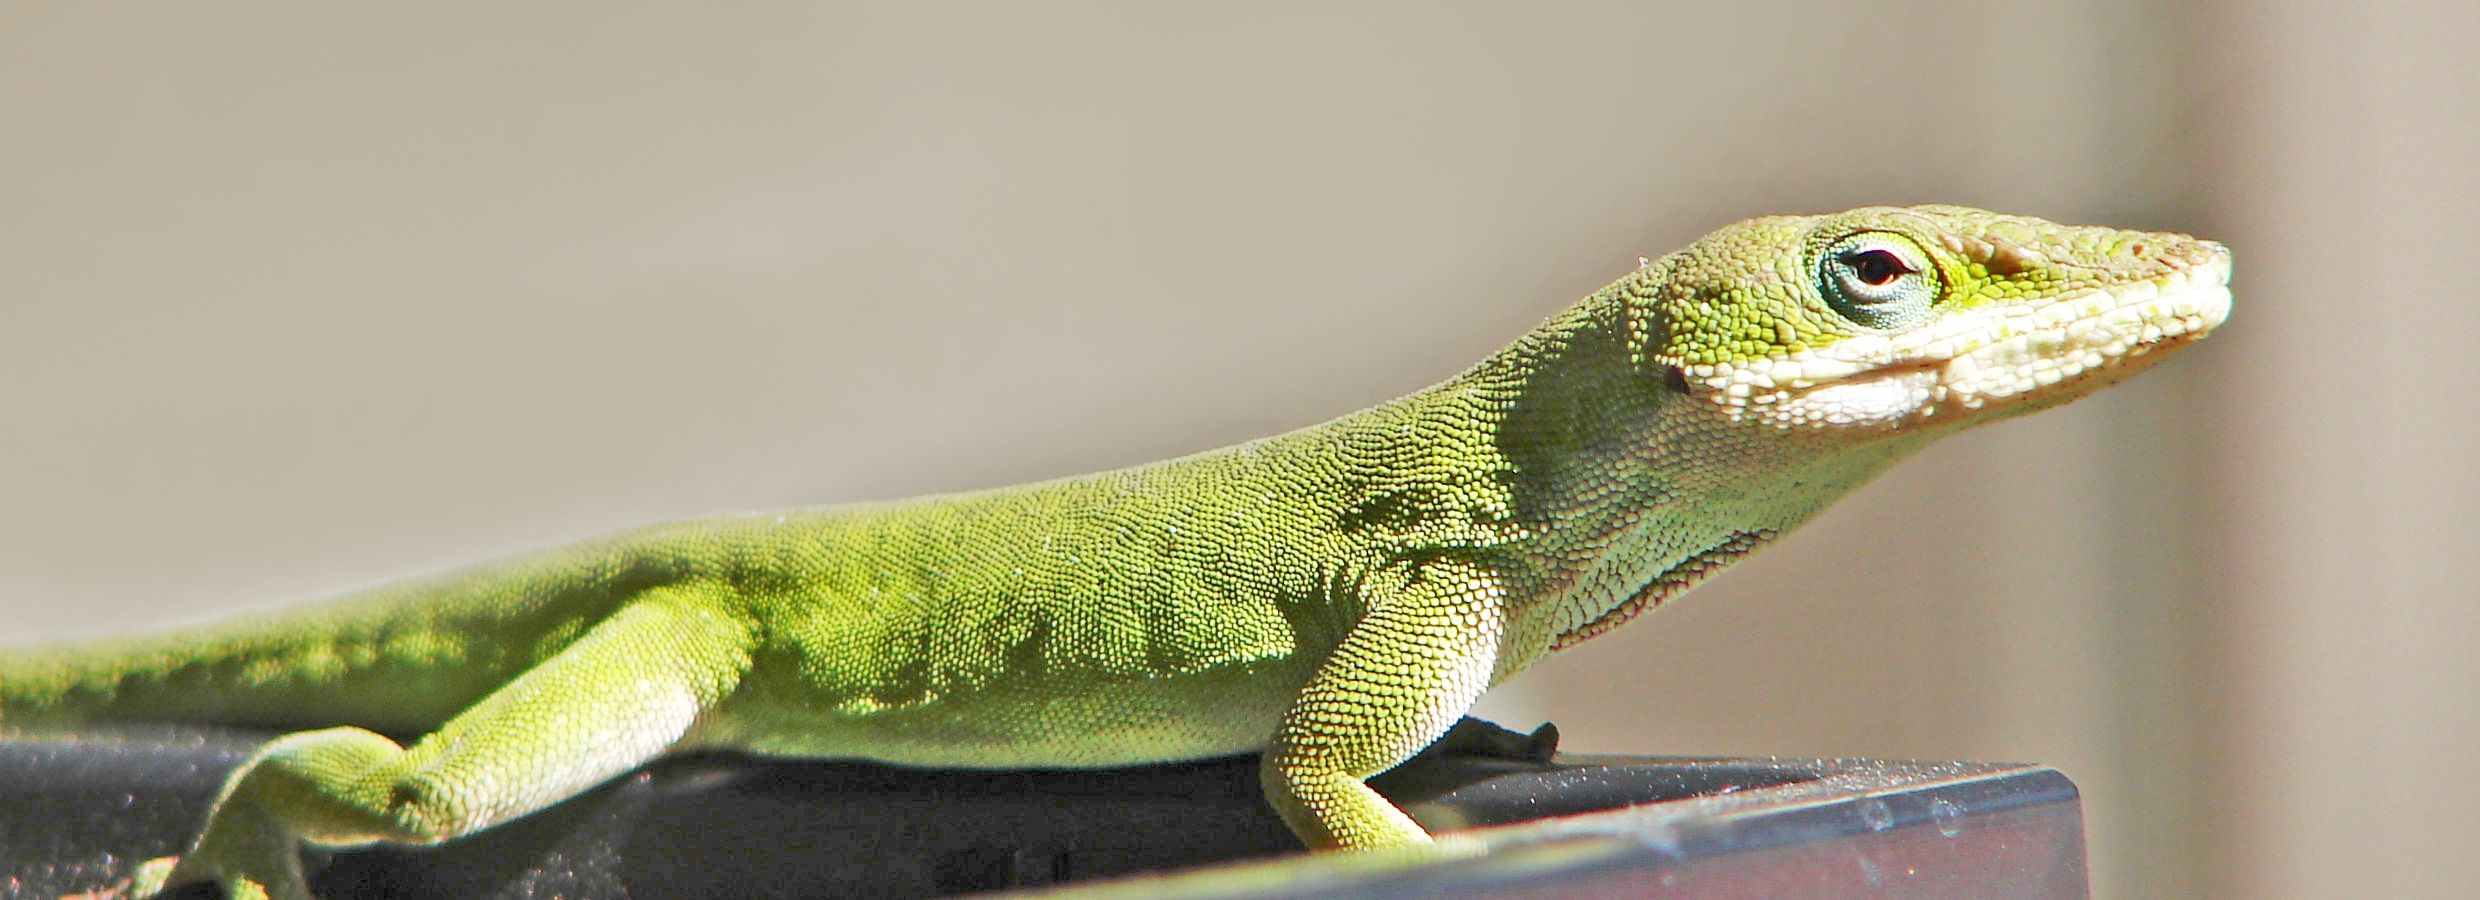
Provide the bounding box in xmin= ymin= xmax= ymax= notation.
xmin=0 ymin=721 xmax=2085 ymax=899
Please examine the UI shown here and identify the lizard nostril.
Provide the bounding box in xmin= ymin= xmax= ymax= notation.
xmin=1985 ymin=243 xmax=2041 ymax=276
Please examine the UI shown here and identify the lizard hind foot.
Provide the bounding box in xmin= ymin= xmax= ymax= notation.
xmin=122 ymin=856 xmax=182 ymax=900
xmin=124 ymin=856 xmax=297 ymax=900
xmin=124 ymin=807 xmax=313 ymax=900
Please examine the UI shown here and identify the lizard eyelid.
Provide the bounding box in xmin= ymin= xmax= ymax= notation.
xmin=1818 ymin=233 xmax=1938 ymax=329
xmin=1843 ymin=248 xmax=1914 ymax=287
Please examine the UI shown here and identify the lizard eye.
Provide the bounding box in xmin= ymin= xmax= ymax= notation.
xmin=1819 ymin=233 xmax=1939 ymax=330
xmin=1848 ymin=249 xmax=1908 ymax=286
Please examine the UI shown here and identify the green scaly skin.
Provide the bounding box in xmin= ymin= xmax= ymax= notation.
xmin=0 ymin=206 xmax=2231 ymax=899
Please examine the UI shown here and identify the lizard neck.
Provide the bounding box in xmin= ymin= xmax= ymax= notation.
xmin=1379 ymin=279 xmax=1932 ymax=671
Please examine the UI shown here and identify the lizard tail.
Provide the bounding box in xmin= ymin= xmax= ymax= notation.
xmin=0 ymin=620 xmax=458 ymax=732
xmin=0 ymin=605 xmax=583 ymax=734
xmin=0 ymin=517 xmax=722 ymax=735
xmin=2 ymin=544 xmax=649 ymax=734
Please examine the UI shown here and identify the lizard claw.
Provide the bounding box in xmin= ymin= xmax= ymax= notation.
xmin=122 ymin=857 xmax=180 ymax=899
xmin=124 ymin=852 xmax=297 ymax=900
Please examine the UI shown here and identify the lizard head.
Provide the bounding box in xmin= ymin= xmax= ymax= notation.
xmin=1630 ymin=205 xmax=2231 ymax=435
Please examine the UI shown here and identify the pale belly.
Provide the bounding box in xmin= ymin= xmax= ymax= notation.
xmin=708 ymin=656 xmax=1315 ymax=769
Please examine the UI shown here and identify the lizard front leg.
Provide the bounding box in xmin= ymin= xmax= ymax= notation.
xmin=1260 ymin=557 xmax=1506 ymax=850
xmin=132 ymin=589 xmax=751 ymax=900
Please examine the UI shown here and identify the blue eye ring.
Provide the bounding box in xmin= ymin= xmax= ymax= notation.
xmin=1819 ymin=233 xmax=1940 ymax=330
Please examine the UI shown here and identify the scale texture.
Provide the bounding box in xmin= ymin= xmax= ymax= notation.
xmin=0 ymin=205 xmax=2231 ymax=900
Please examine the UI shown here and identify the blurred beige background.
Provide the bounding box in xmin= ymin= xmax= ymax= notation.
xmin=3 ymin=3 xmax=2472 ymax=898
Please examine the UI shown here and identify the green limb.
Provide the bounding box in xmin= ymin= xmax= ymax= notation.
xmin=134 ymin=589 xmax=752 ymax=899
xmin=1261 ymin=559 xmax=1506 ymax=850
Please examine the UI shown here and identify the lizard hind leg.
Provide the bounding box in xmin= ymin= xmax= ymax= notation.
xmin=129 ymin=591 xmax=755 ymax=899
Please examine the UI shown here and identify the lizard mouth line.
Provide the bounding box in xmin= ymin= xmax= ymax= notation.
xmin=1915 ymin=276 xmax=2233 ymax=407
xmin=1805 ymin=260 xmax=2235 ymax=395
xmin=1689 ymin=253 xmax=2232 ymax=428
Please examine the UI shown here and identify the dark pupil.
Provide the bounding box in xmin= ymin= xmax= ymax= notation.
xmin=1848 ymin=249 xmax=1905 ymax=287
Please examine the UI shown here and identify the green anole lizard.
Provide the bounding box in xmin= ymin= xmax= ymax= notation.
xmin=0 ymin=206 xmax=2231 ymax=899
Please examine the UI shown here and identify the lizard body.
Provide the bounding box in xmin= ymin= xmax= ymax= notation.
xmin=0 ymin=206 xmax=2232 ymax=898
